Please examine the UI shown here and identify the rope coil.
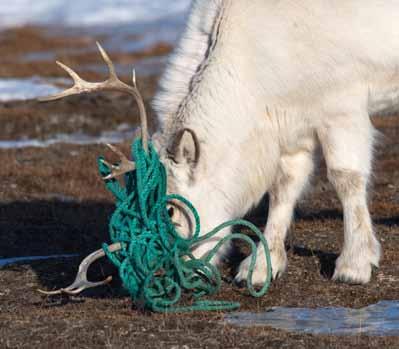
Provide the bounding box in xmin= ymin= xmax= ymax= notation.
xmin=36 ymin=43 xmax=271 ymax=310
xmin=99 ymin=138 xmax=272 ymax=313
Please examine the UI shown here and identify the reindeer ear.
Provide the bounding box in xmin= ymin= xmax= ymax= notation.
xmin=169 ymin=129 xmax=200 ymax=166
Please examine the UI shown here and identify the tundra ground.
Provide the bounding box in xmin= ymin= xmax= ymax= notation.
xmin=0 ymin=26 xmax=398 ymax=349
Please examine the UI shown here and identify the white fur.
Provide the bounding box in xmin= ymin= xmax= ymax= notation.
xmin=150 ymin=0 xmax=399 ymax=285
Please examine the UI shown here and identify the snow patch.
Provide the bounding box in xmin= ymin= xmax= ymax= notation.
xmin=0 ymin=0 xmax=191 ymax=28
xmin=0 ymin=77 xmax=62 ymax=101
xmin=0 ymin=125 xmax=137 ymax=149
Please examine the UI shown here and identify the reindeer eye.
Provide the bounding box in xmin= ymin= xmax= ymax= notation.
xmin=168 ymin=207 xmax=174 ymax=218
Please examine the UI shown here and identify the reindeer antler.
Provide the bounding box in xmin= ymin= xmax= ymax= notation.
xmin=38 ymin=243 xmax=122 ymax=295
xmin=40 ymin=42 xmax=148 ymax=179
xmin=37 ymin=43 xmax=152 ymax=296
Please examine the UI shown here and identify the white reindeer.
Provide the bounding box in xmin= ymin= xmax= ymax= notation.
xmin=149 ymin=0 xmax=399 ymax=285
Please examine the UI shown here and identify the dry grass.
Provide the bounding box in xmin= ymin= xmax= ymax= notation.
xmin=0 ymin=25 xmax=398 ymax=348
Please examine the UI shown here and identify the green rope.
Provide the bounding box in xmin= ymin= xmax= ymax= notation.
xmin=98 ymin=138 xmax=272 ymax=313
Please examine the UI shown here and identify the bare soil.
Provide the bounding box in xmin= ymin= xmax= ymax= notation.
xmin=0 ymin=26 xmax=399 ymax=349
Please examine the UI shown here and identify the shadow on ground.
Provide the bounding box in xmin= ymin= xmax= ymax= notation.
xmin=0 ymin=200 xmax=127 ymax=297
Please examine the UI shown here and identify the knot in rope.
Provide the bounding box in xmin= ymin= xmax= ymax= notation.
xmin=98 ymin=138 xmax=272 ymax=313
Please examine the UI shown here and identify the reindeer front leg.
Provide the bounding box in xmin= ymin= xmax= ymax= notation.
xmin=235 ymin=144 xmax=315 ymax=285
xmin=318 ymin=109 xmax=381 ymax=284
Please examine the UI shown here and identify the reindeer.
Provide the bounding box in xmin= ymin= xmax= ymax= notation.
xmin=150 ymin=0 xmax=399 ymax=286
xmin=41 ymin=0 xmax=399 ymax=296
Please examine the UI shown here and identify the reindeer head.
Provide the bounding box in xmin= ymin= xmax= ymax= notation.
xmin=151 ymin=121 xmax=242 ymax=262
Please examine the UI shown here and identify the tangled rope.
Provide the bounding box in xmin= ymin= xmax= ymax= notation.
xmin=99 ymin=138 xmax=272 ymax=313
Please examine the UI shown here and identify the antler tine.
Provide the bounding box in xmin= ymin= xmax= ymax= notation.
xmin=38 ymin=61 xmax=89 ymax=102
xmin=38 ymin=243 xmax=122 ymax=296
xmin=57 ymin=61 xmax=85 ymax=84
xmin=96 ymin=41 xmax=117 ymax=80
xmin=101 ymin=143 xmax=136 ymax=180
xmin=129 ymin=69 xmax=148 ymax=152
xmin=96 ymin=41 xmax=148 ymax=151
xmin=132 ymin=69 xmax=137 ymax=86
xmin=38 ymin=42 xmax=149 ymax=152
